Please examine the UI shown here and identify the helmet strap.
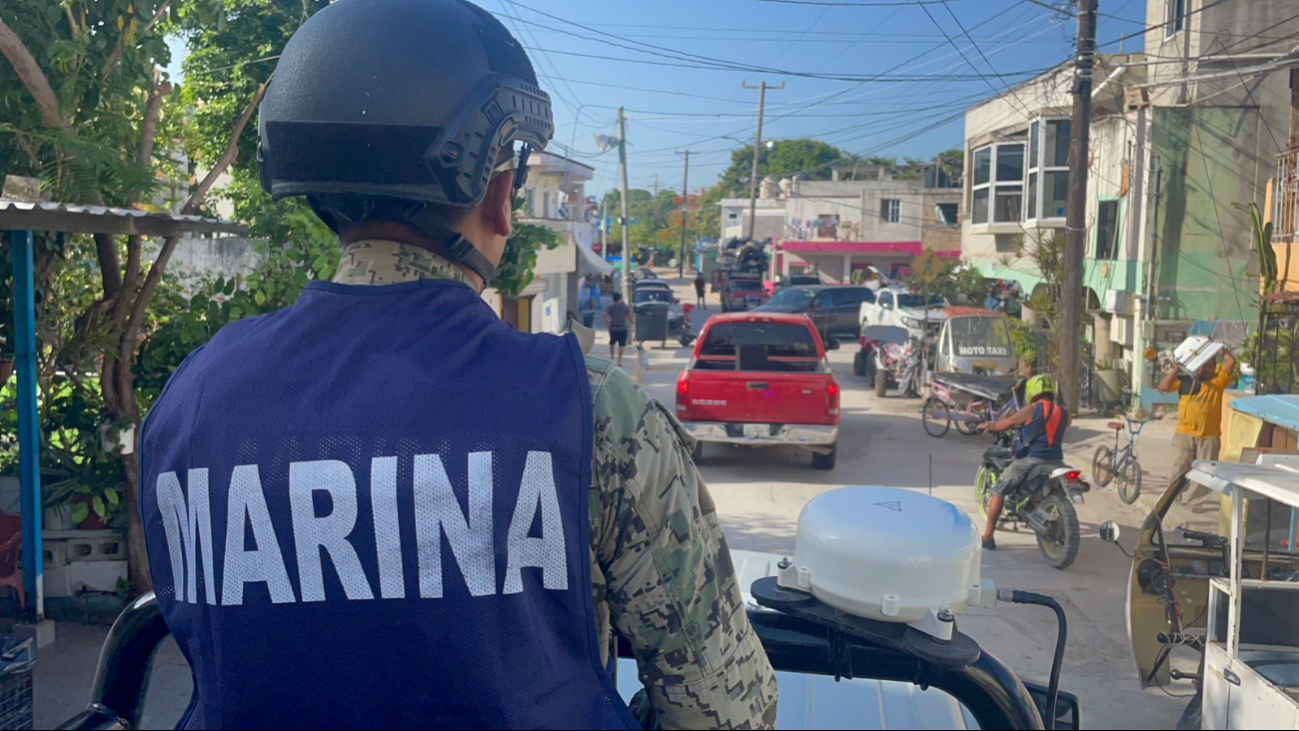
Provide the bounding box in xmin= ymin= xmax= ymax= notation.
xmin=405 ymin=207 xmax=498 ymax=288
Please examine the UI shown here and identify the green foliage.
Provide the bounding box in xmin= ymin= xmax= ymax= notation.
xmin=180 ymin=1 xmax=330 ymax=168
xmin=1233 ymin=202 xmax=1277 ymax=295
xmin=1010 ymin=319 xmax=1054 ymax=373
xmin=1002 ymin=230 xmax=1067 ymax=328
xmin=898 ymin=258 xmax=985 ymax=302
xmin=495 ymin=215 xmax=560 ymax=299
xmin=0 ymin=0 xmax=190 ymax=205
xmin=603 ymin=187 xmax=683 ymax=254
xmin=716 ymin=139 xmax=850 ymax=195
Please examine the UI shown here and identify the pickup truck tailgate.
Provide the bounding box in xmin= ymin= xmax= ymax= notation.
xmin=683 ymin=318 xmax=835 ymax=426
xmin=686 ymin=371 xmax=832 ymax=425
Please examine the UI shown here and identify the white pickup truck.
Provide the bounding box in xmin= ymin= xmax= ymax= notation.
xmin=858 ymin=288 xmax=949 ymax=341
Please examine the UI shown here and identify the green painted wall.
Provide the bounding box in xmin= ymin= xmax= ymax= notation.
xmin=1150 ymin=107 xmax=1260 ymax=324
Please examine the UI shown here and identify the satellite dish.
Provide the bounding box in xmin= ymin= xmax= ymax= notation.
xmin=594 ymin=133 xmax=618 ymax=153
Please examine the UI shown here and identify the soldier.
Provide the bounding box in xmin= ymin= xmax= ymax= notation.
xmin=137 ymin=1 xmax=775 ymax=729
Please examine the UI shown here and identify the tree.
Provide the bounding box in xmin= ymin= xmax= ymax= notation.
xmin=1 ymin=1 xmax=269 ymax=593
xmin=716 ymin=139 xmax=850 ymax=196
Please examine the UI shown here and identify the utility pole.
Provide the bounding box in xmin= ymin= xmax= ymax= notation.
xmin=743 ymin=81 xmax=783 ymax=240
xmin=617 ymin=107 xmax=633 ymax=308
xmin=676 ymin=150 xmax=692 ymax=278
xmin=1059 ymin=0 xmax=1096 ymax=413
xmin=651 ymin=174 xmax=659 ymax=198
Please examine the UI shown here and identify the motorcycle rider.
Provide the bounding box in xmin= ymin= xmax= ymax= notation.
xmin=977 ymin=375 xmax=1069 ymax=550
xmin=137 ymin=1 xmax=776 ymax=728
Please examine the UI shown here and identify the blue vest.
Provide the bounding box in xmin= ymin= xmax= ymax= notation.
xmin=140 ymin=280 xmax=638 ymax=730
xmin=1018 ymin=400 xmax=1068 ymax=461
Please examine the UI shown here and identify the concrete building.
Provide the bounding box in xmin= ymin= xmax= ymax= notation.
xmin=720 ymin=173 xmax=961 ymax=283
xmin=959 ymin=0 xmax=1297 ymax=410
xmin=484 ymin=150 xmax=596 ymax=334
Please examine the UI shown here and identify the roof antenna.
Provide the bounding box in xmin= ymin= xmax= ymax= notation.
xmin=929 ymin=454 xmax=934 ymax=497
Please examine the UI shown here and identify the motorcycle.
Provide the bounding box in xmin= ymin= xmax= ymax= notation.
xmin=670 ymin=309 xmax=695 ymax=348
xmin=856 ymin=325 xmax=922 ymax=398
xmin=975 ymin=430 xmax=1091 ymax=569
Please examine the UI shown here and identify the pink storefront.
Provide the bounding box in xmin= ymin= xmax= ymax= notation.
xmin=774 ymin=241 xmax=961 ymax=283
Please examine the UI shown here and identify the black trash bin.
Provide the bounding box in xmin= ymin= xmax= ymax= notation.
xmin=582 ymin=310 xmax=596 ymax=329
xmin=0 ymin=637 xmax=34 ymax=730
xmin=634 ymin=302 xmax=670 ymax=347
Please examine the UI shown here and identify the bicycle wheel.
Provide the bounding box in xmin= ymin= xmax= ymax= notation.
xmin=1092 ymin=446 xmax=1115 ymax=487
xmin=922 ymin=397 xmax=951 ymax=438
xmin=1117 ymin=457 xmax=1142 ymax=504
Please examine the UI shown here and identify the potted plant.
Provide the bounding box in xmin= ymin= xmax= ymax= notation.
xmin=45 ymin=472 xmax=123 ymax=531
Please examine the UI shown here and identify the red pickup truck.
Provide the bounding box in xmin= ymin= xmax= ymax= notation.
xmin=676 ymin=313 xmax=840 ymax=469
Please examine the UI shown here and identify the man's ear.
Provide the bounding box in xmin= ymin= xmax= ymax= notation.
xmin=483 ymin=172 xmax=515 ymax=239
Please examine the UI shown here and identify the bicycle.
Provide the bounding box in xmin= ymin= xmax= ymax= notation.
xmin=1091 ymin=414 xmax=1148 ymax=505
xmin=922 ymin=373 xmax=1021 ymax=439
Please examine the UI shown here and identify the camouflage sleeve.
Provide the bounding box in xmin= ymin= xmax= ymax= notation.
xmin=587 ymin=358 xmax=778 ymax=730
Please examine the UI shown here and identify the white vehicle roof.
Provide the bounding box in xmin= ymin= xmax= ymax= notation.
xmin=1186 ymin=458 xmax=1299 ymax=508
xmin=614 ymin=547 xmax=976 ymax=729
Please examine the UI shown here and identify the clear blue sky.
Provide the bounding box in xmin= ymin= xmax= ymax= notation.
xmin=169 ymin=0 xmax=1150 ymax=198
xmin=490 ymin=0 xmax=1148 ymax=198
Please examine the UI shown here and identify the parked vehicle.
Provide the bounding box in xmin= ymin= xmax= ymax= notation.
xmin=754 ymin=285 xmax=875 ymax=347
xmin=856 ymin=325 xmax=922 ymax=398
xmin=1105 ymin=394 xmax=1299 ymax=730
xmin=1091 ymin=414 xmax=1148 ymax=504
xmin=783 ymin=273 xmax=822 ymax=288
xmin=677 ymin=313 xmax=839 ymax=469
xmin=936 ymin=308 xmax=1017 ymax=376
xmin=717 ymin=272 xmax=767 ymax=312
xmin=859 ymin=288 xmax=948 ymax=341
xmin=975 ymin=429 xmax=1090 ymax=569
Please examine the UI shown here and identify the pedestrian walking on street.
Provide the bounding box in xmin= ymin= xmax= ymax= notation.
xmin=134 ymin=1 xmax=775 ymax=728
xmin=604 ymin=291 xmax=633 ymax=366
xmin=694 ymin=272 xmax=707 ymax=308
xmin=1158 ymin=347 xmax=1237 ymax=509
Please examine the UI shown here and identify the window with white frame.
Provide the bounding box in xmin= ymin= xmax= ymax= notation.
xmin=881 ymin=198 xmax=901 ymax=224
xmin=1025 ymin=118 xmax=1070 ymax=221
xmin=971 ymin=142 xmax=1024 ymax=225
xmin=1166 ymin=0 xmax=1185 ymax=36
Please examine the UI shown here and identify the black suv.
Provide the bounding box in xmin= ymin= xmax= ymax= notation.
xmin=752 ymin=285 xmax=876 ymax=345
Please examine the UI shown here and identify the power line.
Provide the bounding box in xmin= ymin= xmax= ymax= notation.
xmin=1096 ymin=0 xmax=1238 ymax=52
xmin=504 ymin=0 xmax=1052 ymax=83
xmin=523 ymin=28 xmax=1069 ymax=44
xmin=917 ymin=1 xmax=1037 ymax=122
xmin=752 ymin=0 xmax=967 ymax=6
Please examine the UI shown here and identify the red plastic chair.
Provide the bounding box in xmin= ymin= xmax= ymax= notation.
xmin=0 ymin=514 xmax=25 ymax=609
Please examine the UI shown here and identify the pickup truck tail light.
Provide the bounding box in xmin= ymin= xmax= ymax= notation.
xmin=676 ymin=375 xmax=689 ymax=412
xmin=827 ymin=380 xmax=840 ymax=416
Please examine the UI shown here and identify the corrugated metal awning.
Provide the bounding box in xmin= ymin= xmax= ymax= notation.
xmin=0 ymin=198 xmax=247 ymax=238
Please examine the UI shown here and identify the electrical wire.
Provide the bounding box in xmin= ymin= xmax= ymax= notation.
xmin=1097 ymin=0 xmax=1239 ymax=52
xmin=752 ymin=0 xmax=964 ymax=5
xmin=1190 ymin=121 xmax=1250 ymax=325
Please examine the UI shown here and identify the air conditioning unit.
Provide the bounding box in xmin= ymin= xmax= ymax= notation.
xmin=1105 ymin=289 xmax=1133 ymax=316
xmin=1112 ymin=316 xmax=1136 ymax=348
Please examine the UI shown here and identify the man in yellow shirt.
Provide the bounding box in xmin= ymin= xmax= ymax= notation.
xmin=1158 ymin=348 xmax=1237 ymax=505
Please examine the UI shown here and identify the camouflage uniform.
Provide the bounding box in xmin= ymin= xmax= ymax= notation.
xmin=334 ymin=240 xmax=778 ymax=730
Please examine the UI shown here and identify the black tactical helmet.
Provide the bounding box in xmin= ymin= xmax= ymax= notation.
xmin=258 ymin=0 xmax=554 ymax=284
